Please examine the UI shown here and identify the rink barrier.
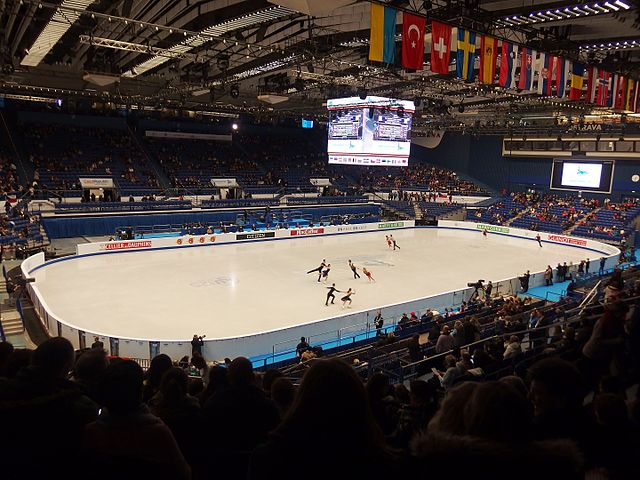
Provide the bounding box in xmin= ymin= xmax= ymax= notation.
xmin=21 ymin=221 xmax=619 ymax=361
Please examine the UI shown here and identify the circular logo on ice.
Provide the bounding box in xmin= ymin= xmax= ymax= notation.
xmin=189 ymin=277 xmax=236 ymax=288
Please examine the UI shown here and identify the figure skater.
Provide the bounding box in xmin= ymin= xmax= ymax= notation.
xmin=341 ymin=288 xmax=355 ymax=308
xmin=482 ymin=229 xmax=487 ymax=238
xmin=325 ymin=283 xmax=341 ymax=305
xmin=385 ymin=235 xmax=392 ymax=249
xmin=321 ymin=264 xmax=331 ymax=283
xmin=348 ymin=260 xmax=360 ymax=279
xmin=535 ymin=234 xmax=542 ymax=247
xmin=307 ymin=259 xmax=326 ymax=278
xmin=390 ymin=234 xmax=400 ymax=250
xmin=362 ymin=267 xmax=375 ymax=282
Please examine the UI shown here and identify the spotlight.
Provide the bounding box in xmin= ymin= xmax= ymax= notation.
xmin=231 ymin=123 xmax=239 ymax=131
xmin=230 ymin=84 xmax=239 ymax=98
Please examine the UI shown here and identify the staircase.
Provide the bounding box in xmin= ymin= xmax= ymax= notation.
xmin=125 ymin=122 xmax=172 ymax=191
xmin=506 ymin=207 xmax=530 ymax=226
xmin=412 ymin=200 xmax=423 ymax=220
xmin=565 ymin=207 xmax=602 ymax=234
xmin=0 ymin=110 xmax=33 ymax=187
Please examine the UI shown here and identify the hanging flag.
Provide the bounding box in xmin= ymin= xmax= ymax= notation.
xmin=402 ymin=12 xmax=425 ymax=70
xmin=479 ymin=35 xmax=497 ymax=84
xmin=456 ymin=28 xmax=476 ymax=82
xmin=499 ymin=41 xmax=518 ymax=89
xmin=569 ymin=63 xmax=585 ymax=100
xmin=369 ymin=4 xmax=396 ymax=64
xmin=536 ymin=53 xmax=552 ymax=96
xmin=585 ymin=66 xmax=598 ymax=103
xmin=430 ymin=21 xmax=452 ymax=74
xmin=625 ymin=78 xmax=635 ymax=111
xmin=615 ymin=75 xmax=626 ymax=109
xmin=596 ymin=70 xmax=610 ymax=107
xmin=634 ymin=81 xmax=640 ymax=113
xmin=608 ymin=73 xmax=619 ymax=108
xmin=555 ymin=57 xmax=569 ymax=98
xmin=517 ymin=47 xmax=535 ymax=91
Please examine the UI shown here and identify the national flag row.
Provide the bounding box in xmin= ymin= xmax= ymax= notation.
xmin=368 ymin=5 xmax=639 ymax=111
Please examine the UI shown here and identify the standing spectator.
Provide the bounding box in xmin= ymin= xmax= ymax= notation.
xmin=599 ymin=257 xmax=606 ymax=276
xmin=91 ymin=336 xmax=104 ymax=350
xmin=436 ymin=325 xmax=455 ymax=354
xmin=544 ymin=266 xmax=553 ymax=286
xmin=296 ymin=336 xmax=310 ymax=357
xmin=190 ymin=334 xmax=204 ymax=356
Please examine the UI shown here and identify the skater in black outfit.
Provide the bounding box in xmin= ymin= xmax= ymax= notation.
xmin=390 ymin=235 xmax=400 ymax=250
xmin=348 ymin=260 xmax=360 ymax=279
xmin=341 ymin=288 xmax=355 ymax=308
xmin=307 ymin=259 xmax=326 ymax=275
xmin=325 ymin=283 xmax=341 ymax=305
xmin=321 ymin=264 xmax=331 ymax=283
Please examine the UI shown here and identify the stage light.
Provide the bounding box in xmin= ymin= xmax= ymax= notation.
xmin=231 ymin=123 xmax=238 ymax=130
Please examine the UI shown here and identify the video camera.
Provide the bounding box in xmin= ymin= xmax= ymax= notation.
xmin=467 ymin=280 xmax=485 ymax=289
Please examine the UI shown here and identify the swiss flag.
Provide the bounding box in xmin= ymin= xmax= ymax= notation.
xmin=430 ymin=21 xmax=451 ymax=74
xmin=402 ymin=12 xmax=425 ymax=70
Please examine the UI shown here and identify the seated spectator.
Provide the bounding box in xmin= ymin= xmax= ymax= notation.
xmin=270 ymin=377 xmax=295 ymax=418
xmin=249 ymin=359 xmax=394 ymax=480
xmin=142 ymin=354 xmax=173 ymax=403
xmin=411 ymin=380 xmax=583 ymax=480
xmin=0 ymin=337 xmax=98 ymax=475
xmin=503 ymin=335 xmax=522 ymax=360
xmin=148 ymin=367 xmax=204 ymax=473
xmin=203 ymin=357 xmax=279 ymax=454
xmin=83 ymin=360 xmax=190 ymax=480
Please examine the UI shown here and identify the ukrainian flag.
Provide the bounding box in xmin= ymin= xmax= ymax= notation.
xmin=369 ymin=4 xmax=396 ymax=64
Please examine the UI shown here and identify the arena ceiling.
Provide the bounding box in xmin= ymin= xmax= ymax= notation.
xmin=1 ymin=0 xmax=640 ymax=130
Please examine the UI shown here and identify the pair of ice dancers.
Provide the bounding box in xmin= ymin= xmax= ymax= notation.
xmin=307 ymin=259 xmax=331 ymax=283
xmin=348 ymin=260 xmax=376 ymax=282
xmin=325 ymin=283 xmax=355 ymax=308
xmin=385 ymin=235 xmax=400 ymax=250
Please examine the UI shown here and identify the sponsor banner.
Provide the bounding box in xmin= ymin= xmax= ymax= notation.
xmin=100 ymin=240 xmax=152 ymax=251
xmin=145 ymin=130 xmax=232 ymax=142
xmin=377 ymin=221 xmax=405 ymax=229
xmin=79 ymin=177 xmax=114 ymax=189
xmin=547 ymin=234 xmax=587 ymax=247
xmin=237 ymin=232 xmax=276 ymax=240
xmin=291 ymin=227 xmax=325 ymax=237
xmin=476 ymin=224 xmax=509 ymax=234
xmin=336 ymin=224 xmax=368 ymax=233
xmin=177 ymin=236 xmax=216 ymax=245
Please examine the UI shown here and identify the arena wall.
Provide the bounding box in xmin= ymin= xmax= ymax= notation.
xmin=22 ymin=221 xmax=619 ymax=362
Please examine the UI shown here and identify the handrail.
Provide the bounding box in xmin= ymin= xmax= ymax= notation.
xmin=578 ymin=280 xmax=602 ymax=311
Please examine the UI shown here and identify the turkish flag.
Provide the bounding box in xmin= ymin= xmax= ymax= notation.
xmin=430 ymin=21 xmax=451 ymax=74
xmin=402 ymin=12 xmax=425 ymax=70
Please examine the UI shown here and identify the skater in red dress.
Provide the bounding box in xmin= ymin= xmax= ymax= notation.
xmin=362 ymin=267 xmax=375 ymax=282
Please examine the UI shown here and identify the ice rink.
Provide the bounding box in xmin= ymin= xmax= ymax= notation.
xmin=29 ymin=228 xmax=594 ymax=342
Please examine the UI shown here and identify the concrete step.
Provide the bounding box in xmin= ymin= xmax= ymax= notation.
xmin=2 ymin=317 xmax=24 ymax=335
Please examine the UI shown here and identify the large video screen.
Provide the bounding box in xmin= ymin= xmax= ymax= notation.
xmin=550 ymin=159 xmax=614 ymax=193
xmin=327 ymin=96 xmax=415 ymax=166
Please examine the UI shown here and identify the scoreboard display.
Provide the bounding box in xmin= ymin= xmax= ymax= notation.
xmin=327 ymin=96 xmax=415 ymax=166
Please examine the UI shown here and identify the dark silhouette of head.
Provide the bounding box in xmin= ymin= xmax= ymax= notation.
xmin=528 ymin=358 xmax=585 ymax=417
xmin=277 ymin=359 xmax=384 ymax=450
xmin=464 ymin=381 xmax=532 ymax=442
xmin=146 ymin=354 xmax=173 ymax=388
xmin=99 ymin=360 xmax=144 ymax=415
xmin=32 ymin=337 xmax=75 ymax=378
xmin=228 ymin=356 xmax=254 ymax=387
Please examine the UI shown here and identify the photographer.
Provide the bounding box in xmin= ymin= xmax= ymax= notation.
xmin=191 ymin=334 xmax=205 ymax=356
